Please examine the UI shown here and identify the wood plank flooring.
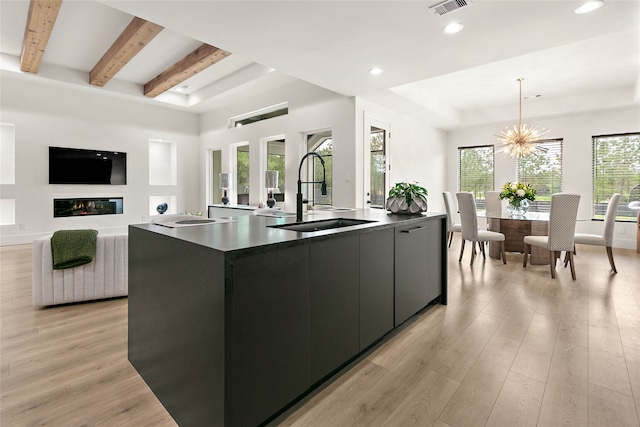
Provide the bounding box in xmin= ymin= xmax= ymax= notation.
xmin=1 ymin=240 xmax=639 ymax=426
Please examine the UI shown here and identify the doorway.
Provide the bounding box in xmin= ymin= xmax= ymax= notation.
xmin=364 ymin=117 xmax=390 ymax=209
xmin=208 ymin=149 xmax=222 ymax=206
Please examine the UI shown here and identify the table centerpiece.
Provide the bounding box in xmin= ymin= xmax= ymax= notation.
xmin=499 ymin=181 xmax=536 ymax=216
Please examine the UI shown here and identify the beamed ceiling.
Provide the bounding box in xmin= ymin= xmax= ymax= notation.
xmin=1 ymin=0 xmax=638 ymax=129
xmin=19 ymin=0 xmax=231 ymax=98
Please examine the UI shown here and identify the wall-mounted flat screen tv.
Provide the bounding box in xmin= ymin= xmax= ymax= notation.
xmin=49 ymin=147 xmax=127 ymax=185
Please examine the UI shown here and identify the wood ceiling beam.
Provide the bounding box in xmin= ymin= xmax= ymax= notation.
xmin=90 ymin=17 xmax=164 ymax=87
xmin=144 ymin=44 xmax=231 ymax=98
xmin=20 ymin=0 xmax=63 ymax=73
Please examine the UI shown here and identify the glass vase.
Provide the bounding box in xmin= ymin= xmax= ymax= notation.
xmin=508 ymin=199 xmax=526 ymax=216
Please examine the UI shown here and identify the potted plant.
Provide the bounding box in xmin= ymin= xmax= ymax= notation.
xmin=386 ymin=182 xmax=428 ymax=214
xmin=499 ymin=181 xmax=536 ymax=215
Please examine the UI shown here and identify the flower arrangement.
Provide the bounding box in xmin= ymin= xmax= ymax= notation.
xmin=499 ymin=182 xmax=536 ymax=208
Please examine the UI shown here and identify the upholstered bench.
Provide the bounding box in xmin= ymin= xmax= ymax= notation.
xmin=32 ymin=233 xmax=128 ymax=306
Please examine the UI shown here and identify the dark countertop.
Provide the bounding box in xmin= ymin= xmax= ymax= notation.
xmin=130 ymin=209 xmax=447 ymax=255
xmin=208 ymin=204 xmax=257 ymax=211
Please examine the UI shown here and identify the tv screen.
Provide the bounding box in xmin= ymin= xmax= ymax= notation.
xmin=49 ymin=147 xmax=127 ymax=185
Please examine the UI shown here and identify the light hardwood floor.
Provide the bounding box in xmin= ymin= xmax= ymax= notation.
xmin=1 ymin=240 xmax=639 ymax=426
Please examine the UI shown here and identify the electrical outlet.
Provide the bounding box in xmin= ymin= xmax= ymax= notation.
xmin=19 ymin=224 xmax=26 ymax=230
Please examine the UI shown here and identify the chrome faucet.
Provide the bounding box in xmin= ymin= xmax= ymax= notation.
xmin=297 ymin=152 xmax=327 ymax=222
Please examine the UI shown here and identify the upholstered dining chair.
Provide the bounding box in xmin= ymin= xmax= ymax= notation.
xmin=485 ymin=191 xmax=503 ymax=218
xmin=456 ymin=192 xmax=506 ymax=265
xmin=443 ymin=191 xmax=462 ymax=247
xmin=568 ymin=193 xmax=621 ymax=273
xmin=523 ymin=193 xmax=580 ymax=280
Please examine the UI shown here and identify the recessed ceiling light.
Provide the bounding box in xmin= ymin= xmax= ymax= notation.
xmin=575 ymin=0 xmax=603 ymax=14
xmin=369 ymin=67 xmax=383 ymax=75
xmin=175 ymin=85 xmax=190 ymax=92
xmin=443 ymin=22 xmax=464 ymax=34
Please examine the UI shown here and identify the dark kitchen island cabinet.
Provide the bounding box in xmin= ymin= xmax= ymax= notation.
xmin=128 ymin=209 xmax=447 ymax=427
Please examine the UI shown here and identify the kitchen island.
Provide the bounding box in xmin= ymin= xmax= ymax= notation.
xmin=128 ymin=209 xmax=447 ymax=427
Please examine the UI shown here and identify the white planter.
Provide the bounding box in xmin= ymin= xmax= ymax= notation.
xmin=385 ymin=196 xmax=428 ymax=214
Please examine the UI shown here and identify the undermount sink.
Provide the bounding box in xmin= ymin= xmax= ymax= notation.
xmin=268 ymin=218 xmax=376 ymax=233
xmin=155 ymin=218 xmax=234 ymax=228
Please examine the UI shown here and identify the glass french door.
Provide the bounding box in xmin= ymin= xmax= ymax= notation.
xmin=364 ymin=117 xmax=390 ymax=209
xmin=236 ymin=145 xmax=250 ymax=204
xmin=208 ymin=149 xmax=222 ymax=205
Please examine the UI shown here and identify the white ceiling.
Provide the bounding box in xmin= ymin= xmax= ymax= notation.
xmin=1 ymin=0 xmax=638 ymax=129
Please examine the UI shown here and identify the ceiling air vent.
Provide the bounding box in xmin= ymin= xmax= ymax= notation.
xmin=429 ymin=0 xmax=472 ymax=16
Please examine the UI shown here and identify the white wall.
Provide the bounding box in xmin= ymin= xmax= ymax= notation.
xmin=199 ymin=80 xmax=356 ymax=212
xmin=447 ymin=106 xmax=640 ymax=249
xmin=199 ymin=81 xmax=449 ymax=215
xmin=355 ymin=98 xmax=449 ymax=214
xmin=0 ymin=76 xmax=201 ymax=245
xmin=6 ymin=71 xmax=628 ymax=249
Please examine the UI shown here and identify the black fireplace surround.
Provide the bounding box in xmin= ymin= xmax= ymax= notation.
xmin=54 ymin=198 xmax=123 ymax=218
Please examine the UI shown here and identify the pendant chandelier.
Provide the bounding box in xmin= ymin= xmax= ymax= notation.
xmin=497 ymin=78 xmax=549 ymax=158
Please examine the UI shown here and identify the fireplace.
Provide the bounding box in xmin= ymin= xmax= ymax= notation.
xmin=54 ymin=198 xmax=123 ymax=218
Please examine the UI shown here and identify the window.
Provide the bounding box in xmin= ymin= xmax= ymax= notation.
xmin=236 ymin=145 xmax=250 ymax=205
xmin=209 ymin=149 xmax=222 ymax=205
xmin=266 ymin=139 xmax=285 ymax=201
xmin=593 ymin=133 xmax=640 ymax=221
xmin=458 ymin=145 xmax=494 ymax=210
xmin=229 ymin=102 xmax=288 ymax=128
xmin=517 ymin=139 xmax=562 ymax=213
xmin=306 ymin=130 xmax=332 ymax=206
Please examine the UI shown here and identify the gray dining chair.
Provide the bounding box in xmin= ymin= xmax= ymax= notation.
xmin=443 ymin=191 xmax=462 ymax=247
xmin=523 ymin=193 xmax=580 ymax=280
xmin=567 ymin=193 xmax=620 ymax=273
xmin=456 ymin=192 xmax=506 ymax=265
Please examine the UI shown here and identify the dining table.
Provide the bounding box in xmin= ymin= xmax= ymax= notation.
xmin=479 ymin=211 xmax=551 ymax=265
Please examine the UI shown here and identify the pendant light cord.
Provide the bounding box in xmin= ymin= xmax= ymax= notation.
xmin=518 ymin=78 xmax=523 ymax=136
